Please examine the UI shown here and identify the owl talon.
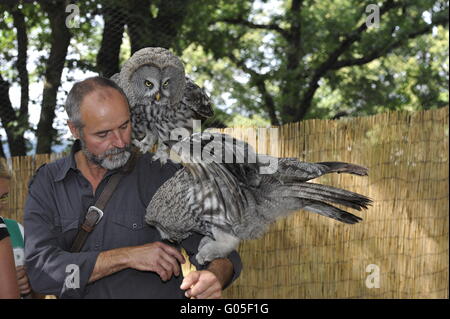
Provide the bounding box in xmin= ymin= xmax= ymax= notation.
xmin=152 ymin=150 xmax=169 ymax=165
xmin=133 ymin=138 xmax=152 ymax=153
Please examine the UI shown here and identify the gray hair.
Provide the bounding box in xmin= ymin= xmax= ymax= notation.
xmin=65 ymin=76 xmax=129 ymax=129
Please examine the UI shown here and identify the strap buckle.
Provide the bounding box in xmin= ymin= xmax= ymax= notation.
xmin=87 ymin=206 xmax=104 ymax=225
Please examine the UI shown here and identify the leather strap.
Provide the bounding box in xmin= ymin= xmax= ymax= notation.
xmin=70 ymin=173 xmax=124 ymax=253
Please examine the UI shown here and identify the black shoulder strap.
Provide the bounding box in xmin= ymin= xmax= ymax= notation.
xmin=70 ymin=173 xmax=123 ymax=253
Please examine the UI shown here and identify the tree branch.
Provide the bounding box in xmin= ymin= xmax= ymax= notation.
xmin=331 ymin=13 xmax=449 ymax=70
xmin=218 ymin=17 xmax=290 ymax=39
xmin=227 ymin=53 xmax=280 ymax=126
xmin=295 ymin=0 xmax=404 ymax=121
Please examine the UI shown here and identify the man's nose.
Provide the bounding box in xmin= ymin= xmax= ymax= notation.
xmin=112 ymin=130 xmax=126 ymax=148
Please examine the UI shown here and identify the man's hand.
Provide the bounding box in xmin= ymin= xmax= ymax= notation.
xmin=180 ymin=270 xmax=222 ymax=299
xmin=127 ymin=242 xmax=185 ymax=281
xmin=16 ymin=266 xmax=31 ymax=296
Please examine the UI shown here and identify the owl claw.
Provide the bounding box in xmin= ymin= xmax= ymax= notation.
xmin=195 ymin=252 xmax=209 ymax=265
xmin=132 ymin=138 xmax=152 ymax=153
xmin=152 ymin=149 xmax=169 ymax=165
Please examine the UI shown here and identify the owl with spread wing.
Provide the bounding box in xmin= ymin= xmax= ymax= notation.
xmin=113 ymin=47 xmax=372 ymax=265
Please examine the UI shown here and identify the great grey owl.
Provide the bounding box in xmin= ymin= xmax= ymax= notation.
xmin=114 ymin=47 xmax=372 ymax=265
xmin=111 ymin=47 xmax=213 ymax=163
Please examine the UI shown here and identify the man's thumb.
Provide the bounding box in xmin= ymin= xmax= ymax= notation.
xmin=180 ymin=271 xmax=200 ymax=290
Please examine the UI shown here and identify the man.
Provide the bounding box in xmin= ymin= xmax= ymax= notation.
xmin=24 ymin=77 xmax=241 ymax=298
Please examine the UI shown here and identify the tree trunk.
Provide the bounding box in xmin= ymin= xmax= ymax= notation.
xmin=280 ymin=0 xmax=303 ymax=123
xmin=0 ymin=4 xmax=29 ymax=157
xmin=126 ymin=0 xmax=191 ymax=53
xmin=97 ymin=4 xmax=125 ymax=78
xmin=0 ymin=75 xmax=27 ymax=156
xmin=11 ymin=7 xmax=29 ymax=126
xmin=126 ymin=0 xmax=153 ymax=53
xmin=36 ymin=0 xmax=72 ymax=154
xmin=0 ymin=139 xmax=6 ymax=158
xmin=150 ymin=0 xmax=191 ymax=50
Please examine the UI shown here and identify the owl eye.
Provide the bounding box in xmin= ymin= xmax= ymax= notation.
xmin=144 ymin=80 xmax=153 ymax=88
xmin=163 ymin=80 xmax=169 ymax=89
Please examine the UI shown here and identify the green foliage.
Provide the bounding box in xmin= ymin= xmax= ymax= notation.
xmin=0 ymin=0 xmax=448 ymax=155
xmin=179 ymin=0 xmax=449 ymax=123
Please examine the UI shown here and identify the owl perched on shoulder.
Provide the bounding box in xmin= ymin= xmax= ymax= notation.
xmin=111 ymin=47 xmax=213 ymax=163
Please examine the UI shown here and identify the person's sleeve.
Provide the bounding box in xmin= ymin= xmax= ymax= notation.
xmin=181 ymin=233 xmax=242 ymax=290
xmin=0 ymin=217 xmax=10 ymax=241
xmin=23 ymin=166 xmax=100 ymax=298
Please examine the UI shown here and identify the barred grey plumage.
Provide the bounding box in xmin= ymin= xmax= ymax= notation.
xmin=146 ymin=132 xmax=372 ymax=265
xmin=114 ymin=47 xmax=372 ymax=265
xmin=111 ymin=47 xmax=213 ymax=163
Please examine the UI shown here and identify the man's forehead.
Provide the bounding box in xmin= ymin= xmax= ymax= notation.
xmin=82 ymin=86 xmax=125 ymax=105
xmin=78 ymin=87 xmax=130 ymax=129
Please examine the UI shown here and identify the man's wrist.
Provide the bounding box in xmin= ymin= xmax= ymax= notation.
xmin=89 ymin=247 xmax=132 ymax=283
xmin=206 ymin=258 xmax=234 ymax=289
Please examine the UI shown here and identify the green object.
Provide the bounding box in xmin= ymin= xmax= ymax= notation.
xmin=4 ymin=218 xmax=24 ymax=248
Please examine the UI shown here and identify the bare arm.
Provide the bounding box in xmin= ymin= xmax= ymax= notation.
xmin=88 ymin=241 xmax=185 ymax=284
xmin=206 ymin=258 xmax=234 ymax=288
xmin=88 ymin=246 xmax=130 ymax=284
xmin=0 ymin=237 xmax=20 ymax=299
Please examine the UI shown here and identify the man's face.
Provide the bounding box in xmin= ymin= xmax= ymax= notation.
xmin=72 ymin=87 xmax=132 ymax=170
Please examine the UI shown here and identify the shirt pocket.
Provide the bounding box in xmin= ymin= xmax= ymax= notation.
xmin=111 ymin=210 xmax=160 ymax=246
xmin=112 ymin=210 xmax=145 ymax=231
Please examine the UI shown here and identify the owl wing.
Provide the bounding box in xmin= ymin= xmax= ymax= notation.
xmin=171 ymin=132 xmax=260 ymax=230
xmin=110 ymin=73 xmax=120 ymax=84
xmin=146 ymin=166 xmax=233 ymax=240
xmin=181 ymin=77 xmax=214 ymax=120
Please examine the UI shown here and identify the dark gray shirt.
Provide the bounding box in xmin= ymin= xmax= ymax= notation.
xmin=24 ymin=140 xmax=241 ymax=298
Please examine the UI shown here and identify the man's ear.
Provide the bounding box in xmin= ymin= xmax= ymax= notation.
xmin=67 ymin=121 xmax=80 ymax=139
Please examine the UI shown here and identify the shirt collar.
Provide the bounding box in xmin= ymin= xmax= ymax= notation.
xmin=54 ymin=139 xmax=81 ymax=182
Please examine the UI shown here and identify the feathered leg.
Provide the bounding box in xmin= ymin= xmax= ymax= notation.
xmin=133 ymin=132 xmax=157 ymax=153
xmin=152 ymin=142 xmax=170 ymax=164
xmin=196 ymin=227 xmax=240 ymax=265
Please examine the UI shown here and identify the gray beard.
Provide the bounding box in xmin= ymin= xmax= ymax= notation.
xmin=80 ymin=138 xmax=131 ymax=170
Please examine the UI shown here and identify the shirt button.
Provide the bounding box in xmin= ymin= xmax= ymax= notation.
xmin=132 ymin=223 xmax=137 ymax=229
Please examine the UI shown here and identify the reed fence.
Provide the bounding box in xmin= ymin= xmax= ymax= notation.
xmin=1 ymin=107 xmax=448 ymax=298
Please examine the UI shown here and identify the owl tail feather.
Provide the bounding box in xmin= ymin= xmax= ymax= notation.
xmin=315 ymin=162 xmax=368 ymax=177
xmin=276 ymin=183 xmax=372 ymax=224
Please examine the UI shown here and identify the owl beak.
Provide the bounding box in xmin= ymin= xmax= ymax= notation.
xmin=155 ymin=92 xmax=161 ymax=101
